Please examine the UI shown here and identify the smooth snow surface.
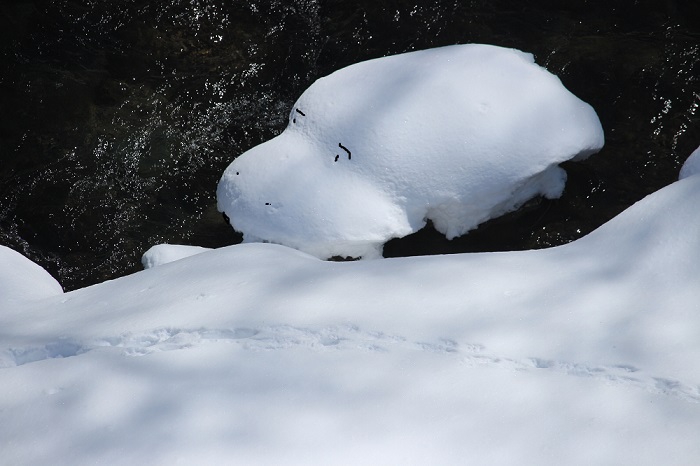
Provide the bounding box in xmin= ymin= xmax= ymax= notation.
xmin=680 ymin=144 xmax=700 ymax=180
xmin=1 ymin=155 xmax=700 ymax=465
xmin=217 ymin=44 xmax=604 ymax=259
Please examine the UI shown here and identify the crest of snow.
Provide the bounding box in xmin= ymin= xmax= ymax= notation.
xmin=217 ymin=44 xmax=604 ymax=259
xmin=679 ymin=144 xmax=700 ymax=180
xmin=142 ymin=244 xmax=211 ymax=269
xmin=0 ymin=245 xmax=62 ymax=304
xmin=2 ymin=168 xmax=700 ymax=464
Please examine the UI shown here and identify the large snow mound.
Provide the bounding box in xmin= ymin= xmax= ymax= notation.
xmin=217 ymin=44 xmax=604 ymax=259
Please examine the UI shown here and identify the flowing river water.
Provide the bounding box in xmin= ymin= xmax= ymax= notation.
xmin=1 ymin=0 xmax=698 ymax=291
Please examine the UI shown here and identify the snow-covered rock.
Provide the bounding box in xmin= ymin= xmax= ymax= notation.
xmin=142 ymin=244 xmax=211 ymax=269
xmin=217 ymin=44 xmax=604 ymax=259
xmin=0 ymin=245 xmax=62 ymax=304
xmin=679 ymin=144 xmax=700 ymax=180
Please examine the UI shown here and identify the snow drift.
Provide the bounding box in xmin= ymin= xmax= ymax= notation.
xmin=1 ymin=150 xmax=699 ymax=465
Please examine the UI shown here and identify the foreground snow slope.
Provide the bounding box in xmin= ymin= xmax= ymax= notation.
xmin=218 ymin=44 xmax=604 ymax=259
xmin=2 ymin=172 xmax=700 ymax=465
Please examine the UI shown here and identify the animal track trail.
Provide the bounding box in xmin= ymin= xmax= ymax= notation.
xmin=0 ymin=327 xmax=260 ymax=366
xmin=3 ymin=340 xmax=88 ymax=367
xmin=103 ymin=327 xmax=261 ymax=356
xmin=457 ymin=350 xmax=700 ymax=404
xmin=2 ymin=324 xmax=699 ymax=404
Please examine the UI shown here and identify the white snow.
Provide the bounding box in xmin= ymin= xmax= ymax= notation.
xmin=679 ymin=144 xmax=700 ymax=180
xmin=0 ymin=245 xmax=63 ymax=305
xmin=142 ymin=244 xmax=212 ymax=269
xmin=1 ymin=150 xmax=700 ymax=465
xmin=217 ymin=44 xmax=604 ymax=259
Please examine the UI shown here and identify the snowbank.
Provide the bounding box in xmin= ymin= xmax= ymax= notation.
xmin=1 ymin=152 xmax=699 ymax=465
xmin=0 ymin=245 xmax=62 ymax=304
xmin=217 ymin=44 xmax=604 ymax=259
xmin=680 ymin=144 xmax=700 ymax=180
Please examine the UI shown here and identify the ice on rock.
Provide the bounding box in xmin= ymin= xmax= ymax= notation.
xmin=217 ymin=44 xmax=605 ymax=259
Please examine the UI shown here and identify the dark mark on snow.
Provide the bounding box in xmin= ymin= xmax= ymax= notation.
xmin=339 ymin=142 xmax=351 ymax=160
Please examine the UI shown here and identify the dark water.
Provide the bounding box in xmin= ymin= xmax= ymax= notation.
xmin=1 ymin=0 xmax=698 ymax=291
